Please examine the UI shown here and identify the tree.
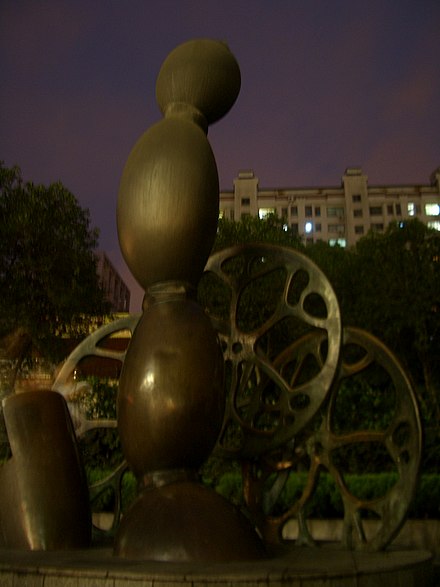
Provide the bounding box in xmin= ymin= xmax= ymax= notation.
xmin=339 ymin=220 xmax=440 ymax=422
xmin=0 ymin=162 xmax=110 ymax=393
xmin=211 ymin=217 xmax=440 ymax=462
xmin=304 ymin=239 xmax=354 ymax=312
xmin=213 ymin=214 xmax=303 ymax=252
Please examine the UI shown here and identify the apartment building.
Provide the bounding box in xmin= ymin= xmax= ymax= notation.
xmin=219 ymin=167 xmax=440 ymax=247
xmin=96 ymin=251 xmax=131 ymax=312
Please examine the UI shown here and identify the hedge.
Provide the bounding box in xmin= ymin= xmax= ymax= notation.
xmin=87 ymin=468 xmax=440 ymax=520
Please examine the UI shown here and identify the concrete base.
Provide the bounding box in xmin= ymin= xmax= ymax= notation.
xmin=0 ymin=545 xmax=434 ymax=586
xmin=283 ymin=519 xmax=440 ymax=558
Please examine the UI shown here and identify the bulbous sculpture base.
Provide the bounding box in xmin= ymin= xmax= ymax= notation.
xmin=113 ymin=480 xmax=266 ymax=562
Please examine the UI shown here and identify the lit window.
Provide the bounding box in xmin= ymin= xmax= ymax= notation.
xmin=425 ymin=203 xmax=440 ymax=216
xmin=427 ymin=221 xmax=440 ymax=231
xmin=305 ymin=221 xmax=313 ymax=233
xmin=407 ymin=202 xmax=421 ymax=216
xmin=218 ymin=210 xmax=224 ymax=219
xmin=329 ymin=238 xmax=347 ymax=247
xmin=259 ymin=208 xmax=275 ymax=219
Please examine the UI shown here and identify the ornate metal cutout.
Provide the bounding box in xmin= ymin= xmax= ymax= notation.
xmin=53 ymin=315 xmax=139 ymax=436
xmin=202 ymin=243 xmax=342 ymax=457
xmin=51 ymin=246 xmax=421 ymax=552
xmin=242 ymin=327 xmax=422 ymax=551
xmin=52 ymin=315 xmax=139 ymax=535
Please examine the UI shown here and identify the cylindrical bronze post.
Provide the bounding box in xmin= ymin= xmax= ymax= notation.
xmin=0 ymin=391 xmax=91 ymax=550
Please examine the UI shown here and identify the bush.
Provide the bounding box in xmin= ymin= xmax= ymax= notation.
xmin=215 ymin=471 xmax=244 ymax=507
xmin=86 ymin=467 xmax=137 ymax=513
xmin=206 ymin=471 xmax=440 ymax=519
xmin=73 ymin=377 xmax=124 ymax=469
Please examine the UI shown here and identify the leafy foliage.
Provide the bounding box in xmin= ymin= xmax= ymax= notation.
xmin=211 ymin=470 xmax=440 ymax=519
xmin=73 ymin=377 xmax=123 ymax=470
xmin=304 ymin=220 xmax=440 ymax=471
xmin=0 ymin=162 xmax=109 ymax=367
xmin=345 ymin=220 xmax=440 ymax=387
xmin=213 ymin=214 xmax=303 ymax=252
xmin=86 ymin=467 xmax=137 ymax=513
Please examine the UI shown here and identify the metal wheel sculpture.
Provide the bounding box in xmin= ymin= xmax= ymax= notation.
xmin=53 ymin=315 xmax=140 ymax=435
xmin=52 ymin=314 xmax=139 ymax=536
xmin=51 ymin=245 xmax=421 ymax=552
xmin=202 ymin=243 xmax=342 ymax=457
xmin=242 ymin=326 xmax=422 ymax=551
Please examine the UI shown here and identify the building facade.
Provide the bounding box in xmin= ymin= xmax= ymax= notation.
xmin=219 ymin=167 xmax=440 ymax=247
xmin=96 ymin=252 xmax=130 ymax=313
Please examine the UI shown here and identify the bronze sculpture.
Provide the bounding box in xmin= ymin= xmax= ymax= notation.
xmin=114 ymin=39 xmax=265 ymax=561
xmin=0 ymin=39 xmax=423 ymax=568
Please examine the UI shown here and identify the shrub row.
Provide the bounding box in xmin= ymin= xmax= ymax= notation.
xmin=87 ymin=468 xmax=440 ymax=520
xmin=213 ymin=471 xmax=440 ymax=519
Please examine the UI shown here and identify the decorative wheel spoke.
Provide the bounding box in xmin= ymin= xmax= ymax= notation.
xmin=202 ymin=244 xmax=342 ymax=457
xmin=50 ymin=245 xmax=421 ymax=555
xmin=242 ymin=326 xmax=422 ymax=551
xmin=52 ymin=315 xmax=140 ymax=533
xmin=53 ymin=315 xmax=140 ymax=436
xmin=326 ymin=327 xmax=422 ymax=551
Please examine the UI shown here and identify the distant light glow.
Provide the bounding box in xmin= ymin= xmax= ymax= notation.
xmin=305 ymin=221 xmax=313 ymax=233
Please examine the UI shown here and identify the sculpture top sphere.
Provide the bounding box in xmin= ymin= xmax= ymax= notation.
xmin=117 ymin=38 xmax=241 ymax=291
xmin=156 ymin=39 xmax=241 ymax=125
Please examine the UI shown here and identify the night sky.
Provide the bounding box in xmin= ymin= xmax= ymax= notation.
xmin=1 ymin=1 xmax=439 ymax=311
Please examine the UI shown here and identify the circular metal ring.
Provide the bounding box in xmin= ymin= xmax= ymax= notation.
xmin=242 ymin=327 xmax=422 ymax=551
xmin=203 ymin=243 xmax=342 ymax=457
xmin=53 ymin=315 xmax=140 ymax=437
xmin=52 ymin=314 xmax=140 ymax=536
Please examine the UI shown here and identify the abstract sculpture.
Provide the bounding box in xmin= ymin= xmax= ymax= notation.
xmin=0 ymin=39 xmax=423 ymax=573
xmin=114 ymin=39 xmax=265 ymax=561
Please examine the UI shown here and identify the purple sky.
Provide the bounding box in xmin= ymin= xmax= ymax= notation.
xmin=1 ymin=1 xmax=439 ymax=311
